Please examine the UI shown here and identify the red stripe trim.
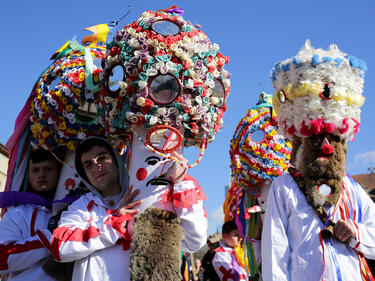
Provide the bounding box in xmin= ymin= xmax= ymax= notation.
xmin=172 ymin=175 xmax=207 ymax=209
xmin=343 ymin=182 xmax=354 ymax=216
xmin=214 ymin=247 xmax=225 ymax=253
xmin=342 ymin=191 xmax=350 ymax=219
xmin=219 ymin=265 xmax=235 ymax=281
xmin=0 ymin=240 xmax=43 ymax=270
xmin=36 ymin=229 xmax=63 ymax=262
xmin=339 ymin=202 xmax=345 ymax=219
xmin=319 ymin=232 xmax=326 ymax=278
xmin=53 ymin=225 xmax=101 ymax=243
xmin=30 ymin=208 xmax=38 ymax=237
xmin=36 ymin=229 xmax=51 ymax=251
xmin=359 ymin=252 xmax=375 ymax=281
xmin=87 ymin=200 xmax=95 ymax=211
xmin=50 ymin=225 xmax=101 ymax=261
xmin=352 ymin=221 xmax=361 ymax=250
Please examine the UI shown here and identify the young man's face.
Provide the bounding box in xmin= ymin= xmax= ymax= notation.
xmin=28 ymin=159 xmax=59 ymax=193
xmin=81 ymin=145 xmax=120 ymax=197
xmin=223 ymin=229 xmax=242 ymax=248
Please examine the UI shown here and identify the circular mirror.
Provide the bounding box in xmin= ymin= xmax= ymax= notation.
xmin=48 ymin=77 xmax=61 ymax=91
xmin=318 ymin=184 xmax=332 ymax=196
xmin=250 ymin=129 xmax=266 ymax=143
xmin=146 ymin=125 xmax=184 ymax=153
xmin=278 ymin=90 xmax=286 ymax=103
xmin=149 ymin=74 xmax=180 ymax=105
xmin=107 ymin=64 xmax=124 ymax=93
xmin=151 ymin=20 xmax=180 ymax=36
xmin=211 ymin=79 xmax=226 ymax=107
xmin=75 ymin=102 xmax=97 ymax=124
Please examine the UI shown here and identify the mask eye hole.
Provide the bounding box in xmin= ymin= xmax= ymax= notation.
xmin=320 ymin=83 xmax=331 ymax=100
xmin=250 ymin=129 xmax=266 ymax=143
xmin=151 ymin=20 xmax=180 ymax=36
xmin=278 ymin=90 xmax=286 ymax=103
xmin=75 ymin=102 xmax=97 ymax=124
xmin=146 ymin=159 xmax=158 ymax=166
xmin=106 ymin=64 xmax=125 ymax=97
xmin=211 ymin=79 xmax=226 ymax=108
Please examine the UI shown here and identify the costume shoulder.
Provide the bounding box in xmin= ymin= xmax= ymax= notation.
xmin=271 ymin=173 xmax=299 ymax=194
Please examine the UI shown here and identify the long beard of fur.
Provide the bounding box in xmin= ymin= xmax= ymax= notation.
xmin=130 ymin=207 xmax=184 ymax=281
xmin=291 ymin=135 xmax=347 ymax=224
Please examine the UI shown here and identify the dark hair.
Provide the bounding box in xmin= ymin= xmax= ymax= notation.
xmin=222 ymin=220 xmax=238 ymax=235
xmin=29 ymin=149 xmax=57 ymax=163
xmin=74 ymin=137 xmax=117 ymax=182
xmin=29 ymin=149 xmax=64 ymax=172
xmin=27 ymin=148 xmax=64 ymax=199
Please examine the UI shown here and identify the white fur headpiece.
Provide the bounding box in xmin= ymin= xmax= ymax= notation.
xmin=271 ymin=40 xmax=367 ymax=142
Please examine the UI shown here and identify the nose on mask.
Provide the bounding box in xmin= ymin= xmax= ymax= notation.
xmin=321 ymin=138 xmax=334 ymax=155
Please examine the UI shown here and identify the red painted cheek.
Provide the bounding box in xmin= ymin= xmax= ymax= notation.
xmin=136 ymin=168 xmax=147 ymax=181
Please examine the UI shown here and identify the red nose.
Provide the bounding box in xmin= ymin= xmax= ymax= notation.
xmin=321 ymin=138 xmax=334 ymax=155
xmin=136 ymin=168 xmax=147 ymax=181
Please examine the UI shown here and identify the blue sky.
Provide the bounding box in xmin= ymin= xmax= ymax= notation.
xmin=1 ymin=0 xmax=375 ymax=234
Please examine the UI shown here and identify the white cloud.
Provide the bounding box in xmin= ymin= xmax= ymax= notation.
xmin=354 ymin=150 xmax=375 ymax=167
xmin=207 ymin=206 xmax=224 ymax=235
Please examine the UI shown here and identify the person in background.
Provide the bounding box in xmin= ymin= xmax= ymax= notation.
xmin=202 ymin=233 xmax=221 ymax=281
xmin=0 ymin=149 xmax=63 ymax=281
xmin=212 ymin=221 xmax=248 ymax=281
xmin=194 ymin=258 xmax=204 ymax=281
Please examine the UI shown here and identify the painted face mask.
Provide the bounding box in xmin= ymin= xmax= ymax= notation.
xmin=99 ymin=9 xmax=231 ymax=151
xmin=98 ymin=8 xmax=230 ymax=211
xmin=223 ymin=92 xmax=292 ymax=277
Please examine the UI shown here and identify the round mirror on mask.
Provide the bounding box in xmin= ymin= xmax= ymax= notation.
xmin=146 ymin=125 xmax=183 ymax=153
xmin=151 ymin=20 xmax=180 ymax=36
xmin=149 ymin=75 xmax=180 ymax=105
xmin=318 ymin=184 xmax=332 ymax=196
xmin=107 ymin=64 xmax=124 ymax=94
xmin=211 ymin=79 xmax=226 ymax=107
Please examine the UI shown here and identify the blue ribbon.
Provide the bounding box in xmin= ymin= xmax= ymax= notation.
xmin=328 ymin=240 xmax=343 ymax=281
xmin=325 ymin=206 xmax=343 ymax=281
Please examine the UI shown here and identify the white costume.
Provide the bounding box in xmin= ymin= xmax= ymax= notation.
xmin=38 ymin=138 xmax=207 ymax=281
xmin=0 ymin=204 xmax=56 ymax=281
xmin=212 ymin=243 xmax=248 ymax=281
xmin=42 ymin=178 xmax=206 ymax=281
xmin=262 ymin=174 xmax=375 ymax=281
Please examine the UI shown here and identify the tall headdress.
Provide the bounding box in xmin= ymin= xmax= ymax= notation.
xmin=271 ymin=40 xmax=367 ymax=141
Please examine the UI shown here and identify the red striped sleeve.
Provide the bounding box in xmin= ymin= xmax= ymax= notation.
xmin=0 ymin=240 xmax=43 ymax=270
xmin=49 ymin=225 xmax=101 ymax=261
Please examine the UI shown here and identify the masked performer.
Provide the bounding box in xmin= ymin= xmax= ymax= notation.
xmin=223 ymin=92 xmax=291 ymax=280
xmin=262 ymin=40 xmax=375 ymax=281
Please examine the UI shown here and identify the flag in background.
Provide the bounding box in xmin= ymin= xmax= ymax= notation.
xmin=82 ymin=6 xmax=132 ymax=45
xmin=82 ymin=22 xmax=113 ymax=45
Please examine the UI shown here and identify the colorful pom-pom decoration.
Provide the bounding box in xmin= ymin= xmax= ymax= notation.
xmin=30 ymin=42 xmax=106 ymax=150
xmin=98 ymin=9 xmax=231 ymax=150
xmin=224 ymin=92 xmax=292 ymax=220
xmin=271 ymin=39 xmax=366 ymax=141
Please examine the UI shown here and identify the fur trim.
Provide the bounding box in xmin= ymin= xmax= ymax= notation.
xmin=130 ymin=207 xmax=183 ymax=281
